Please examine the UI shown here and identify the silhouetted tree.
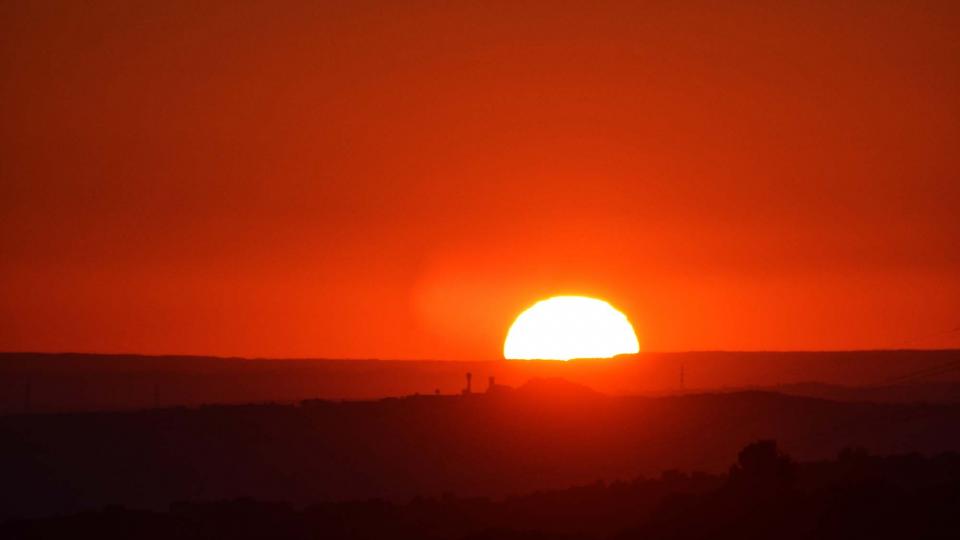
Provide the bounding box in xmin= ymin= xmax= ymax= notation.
xmin=728 ymin=439 xmax=796 ymax=494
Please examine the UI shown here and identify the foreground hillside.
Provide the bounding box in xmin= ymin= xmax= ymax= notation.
xmin=3 ymin=379 xmax=960 ymax=520
xmin=5 ymin=440 xmax=959 ymax=539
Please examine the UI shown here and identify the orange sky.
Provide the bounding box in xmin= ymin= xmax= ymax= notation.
xmin=1 ymin=1 xmax=958 ymax=360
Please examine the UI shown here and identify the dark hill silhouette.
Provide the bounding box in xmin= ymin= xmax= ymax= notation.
xmin=3 ymin=380 xmax=960 ymax=521
xmin=771 ymin=380 xmax=960 ymax=404
xmin=4 ymin=441 xmax=959 ymax=539
xmin=514 ymin=377 xmax=604 ymax=399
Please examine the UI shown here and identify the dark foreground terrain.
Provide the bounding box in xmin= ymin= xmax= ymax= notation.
xmin=3 ymin=378 xmax=960 ymax=524
xmin=4 ymin=440 xmax=959 ymax=539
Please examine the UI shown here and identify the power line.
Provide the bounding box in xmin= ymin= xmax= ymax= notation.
xmin=879 ymin=358 xmax=960 ymax=386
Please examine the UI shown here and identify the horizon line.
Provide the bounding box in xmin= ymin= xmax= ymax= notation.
xmin=2 ymin=348 xmax=959 ymax=363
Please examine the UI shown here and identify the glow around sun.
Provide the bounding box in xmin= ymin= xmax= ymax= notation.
xmin=503 ymin=296 xmax=640 ymax=361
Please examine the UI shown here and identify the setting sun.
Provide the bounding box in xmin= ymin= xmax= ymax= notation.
xmin=503 ymin=296 xmax=640 ymax=360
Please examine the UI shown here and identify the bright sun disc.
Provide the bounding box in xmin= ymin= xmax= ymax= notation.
xmin=503 ymin=296 xmax=640 ymax=360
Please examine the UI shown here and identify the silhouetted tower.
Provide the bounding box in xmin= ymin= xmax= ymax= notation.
xmin=154 ymin=383 xmax=160 ymax=408
xmin=680 ymin=364 xmax=685 ymax=391
xmin=463 ymin=372 xmax=473 ymax=395
xmin=488 ymin=376 xmax=496 ymax=392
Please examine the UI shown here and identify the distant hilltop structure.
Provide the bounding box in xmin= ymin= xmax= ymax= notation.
xmin=459 ymin=372 xmax=510 ymax=396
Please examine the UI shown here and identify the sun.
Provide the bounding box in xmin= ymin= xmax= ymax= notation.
xmin=503 ymin=296 xmax=640 ymax=360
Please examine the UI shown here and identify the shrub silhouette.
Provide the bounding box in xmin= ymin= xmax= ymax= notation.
xmin=728 ymin=439 xmax=796 ymax=493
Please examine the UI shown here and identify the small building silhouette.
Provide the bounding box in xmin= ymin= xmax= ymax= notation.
xmin=485 ymin=376 xmax=512 ymax=395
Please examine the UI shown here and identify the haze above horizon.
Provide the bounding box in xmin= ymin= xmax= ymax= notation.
xmin=1 ymin=1 xmax=958 ymax=359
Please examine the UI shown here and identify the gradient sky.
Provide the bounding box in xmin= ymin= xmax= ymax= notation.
xmin=2 ymin=1 xmax=958 ymax=360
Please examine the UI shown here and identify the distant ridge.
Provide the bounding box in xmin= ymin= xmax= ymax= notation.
xmin=1 ymin=350 xmax=959 ymax=414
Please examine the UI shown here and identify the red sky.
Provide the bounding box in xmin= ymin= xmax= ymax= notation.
xmin=1 ymin=1 xmax=958 ymax=360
